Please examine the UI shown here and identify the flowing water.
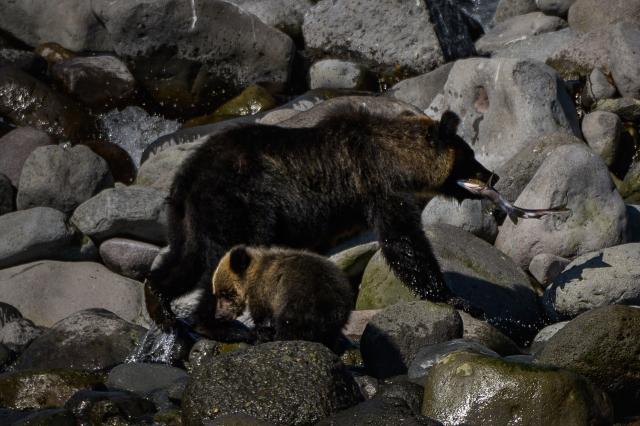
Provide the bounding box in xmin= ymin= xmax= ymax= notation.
xmin=189 ymin=0 xmax=198 ymax=30
xmin=126 ymin=324 xmax=188 ymax=365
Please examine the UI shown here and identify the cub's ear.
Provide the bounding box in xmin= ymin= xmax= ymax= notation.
xmin=438 ymin=111 xmax=461 ymax=139
xmin=229 ymin=245 xmax=251 ymax=274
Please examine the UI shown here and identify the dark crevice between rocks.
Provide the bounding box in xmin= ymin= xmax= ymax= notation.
xmin=424 ymin=0 xmax=477 ymax=62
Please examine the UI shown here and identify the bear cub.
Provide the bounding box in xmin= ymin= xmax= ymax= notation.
xmin=211 ymin=245 xmax=354 ymax=348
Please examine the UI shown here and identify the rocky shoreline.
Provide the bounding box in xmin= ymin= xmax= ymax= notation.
xmin=0 ymin=0 xmax=640 ymax=424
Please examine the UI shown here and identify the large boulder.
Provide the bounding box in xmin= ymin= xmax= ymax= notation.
xmin=136 ymin=141 xmax=202 ymax=192
xmin=567 ymin=0 xmax=640 ymax=32
xmin=99 ymin=238 xmax=161 ymax=281
xmin=182 ymin=341 xmax=363 ymax=425
xmin=224 ymin=0 xmax=315 ymax=40
xmin=493 ymin=0 xmax=537 ymax=23
xmin=12 ymin=309 xmax=146 ymax=371
xmin=421 ymin=197 xmax=497 ymax=243
xmin=16 ymin=145 xmax=113 ymax=215
xmin=608 ymin=22 xmax=640 ymax=99
xmin=535 ymin=305 xmax=640 ymax=417
xmin=441 ymin=57 xmax=580 ymax=170
xmin=543 ymin=244 xmax=640 ymax=320
xmin=308 ymin=59 xmax=373 ymax=91
xmin=0 ymin=261 xmax=147 ymax=327
xmin=0 ymin=207 xmax=80 ymax=269
xmin=581 ymin=111 xmax=621 ymax=167
xmin=302 ymin=0 xmax=475 ymax=75
xmin=0 ymin=127 xmax=55 ymax=188
xmin=388 ymin=63 xmax=454 ymax=111
xmin=493 ymin=28 xmax=579 ymax=64
xmin=495 ymin=143 xmax=628 ymax=268
xmin=536 ymin=0 xmax=577 ymax=17
xmin=106 ymin=363 xmax=187 ymax=395
xmin=422 ymin=351 xmax=613 ymax=425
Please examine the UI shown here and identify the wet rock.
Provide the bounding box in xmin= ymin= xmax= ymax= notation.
xmin=0 ymin=261 xmax=147 ymax=327
xmin=568 ymin=0 xmax=640 ymax=32
xmin=476 ymin=12 xmax=567 ymax=56
xmin=317 ymin=396 xmax=442 ymax=426
xmin=543 ymin=243 xmax=640 ymax=320
xmin=582 ymin=68 xmax=617 ymax=109
xmin=442 ymin=57 xmax=579 ymax=170
xmin=458 ymin=311 xmax=522 ymax=356
xmin=408 ymin=339 xmax=499 ymax=386
xmin=205 ymin=414 xmax=276 ymax=425
xmin=495 ymin=143 xmax=628 ymax=268
xmin=595 ymin=98 xmax=640 ymax=122
xmin=12 ymin=309 xmax=146 ymax=371
xmin=225 ymin=0 xmax=315 ymax=40
xmin=357 ymin=224 xmax=542 ymax=344
xmin=34 ymin=43 xmax=76 ymax=64
xmin=182 ymin=341 xmax=363 ymax=425
xmin=0 ymin=48 xmax=38 ymax=70
xmin=100 ymin=106 xmax=181 ymax=168
xmin=492 ymin=28 xmax=579 ymax=64
xmin=388 ymin=63 xmax=453 ymax=111
xmin=535 ymin=305 xmax=640 ymax=416
xmin=536 ymin=0 xmax=576 ymax=17
xmin=353 ymin=375 xmax=378 ymax=400
xmin=0 ymin=127 xmax=55 ymax=188
xmin=0 ymin=173 xmax=14 ymax=215
xmin=71 ymin=185 xmax=168 ymax=245
xmin=359 ymin=301 xmax=462 ymax=379
xmin=81 ymin=140 xmax=137 ymax=185
xmin=609 ymin=22 xmax=640 ymax=99
xmin=528 ymin=253 xmax=570 ymax=286
xmin=493 ymin=0 xmax=538 ymax=23
xmin=530 ymin=321 xmax=568 ymax=354
xmin=421 ymin=197 xmax=497 ymax=243
xmin=106 ymin=363 xmax=187 ymax=395
xmin=376 ymin=375 xmax=425 ymax=414
xmin=51 ymin=55 xmax=136 ymax=110
xmin=303 ymin=0 xmax=475 ymax=75
xmin=17 ymin=145 xmax=113 ymax=215
xmin=185 ymin=85 xmax=276 ymax=127
xmin=423 ymin=351 xmax=613 ymax=425
xmin=11 ymin=409 xmax=76 ymax=426
xmin=0 ymin=67 xmax=96 ymax=141
xmin=93 ymin=0 xmax=295 ymax=112
xmin=0 ymin=317 xmax=45 ymax=353
xmin=99 ymin=238 xmax=160 ymax=281
xmin=0 ymin=369 xmax=105 ymax=410
xmin=309 ymin=60 xmax=374 ymax=91
xmin=582 ymin=111 xmax=621 ymax=167
xmin=0 ymin=207 xmax=80 ymax=268
xmin=64 ymin=389 xmax=155 ymax=425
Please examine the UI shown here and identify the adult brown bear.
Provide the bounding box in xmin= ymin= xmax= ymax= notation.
xmin=145 ymin=107 xmax=495 ymax=336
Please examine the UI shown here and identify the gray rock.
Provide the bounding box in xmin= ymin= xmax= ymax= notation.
xmin=106 ymin=363 xmax=187 ymax=395
xmin=594 ymin=97 xmax=640 ymax=122
xmin=423 ymin=351 xmax=613 ymax=425
xmin=493 ymin=28 xmax=579 ymax=63
xmin=0 ymin=261 xmax=147 ymax=327
xmin=51 ymin=55 xmax=136 ymax=110
xmin=568 ymin=0 xmax=640 ymax=32
xmin=12 ymin=309 xmax=146 ymax=371
xmin=71 ymin=185 xmax=167 ymax=245
xmin=535 ymin=305 xmax=640 ymax=416
xmin=225 ymin=0 xmax=315 ymax=40
xmin=408 ymin=339 xmax=499 ymax=386
xmin=421 ymin=196 xmax=497 ymax=243
xmin=529 ymin=321 xmax=568 ymax=354
xmin=0 ymin=207 xmax=80 ymax=269
xmin=0 ymin=0 xmax=111 ymax=51
xmin=0 ymin=317 xmax=45 ymax=352
xmin=360 ymin=301 xmax=462 ymax=379
xmin=458 ymin=311 xmax=522 ymax=356
xmin=100 ymin=106 xmax=181 ymax=168
xmin=581 ymin=111 xmax=621 ymax=167
xmin=309 ymin=59 xmax=373 ymax=91
xmin=536 ymin=0 xmax=576 ymax=17
xmin=388 ymin=63 xmax=454 ymax=111
xmin=495 ymin=144 xmax=628 ymax=268
xmin=582 ymin=68 xmax=617 ymax=108
xmin=302 ymin=0 xmax=474 ymax=75
xmin=0 ymin=173 xmax=14 ymax=216
xmin=476 ymin=12 xmax=567 ymax=56
xmin=182 ymin=341 xmax=363 ymax=425
xmin=528 ymin=253 xmax=570 ymax=286
xmin=493 ymin=0 xmax=538 ymax=23
xmin=136 ymin=141 xmax=202 ymax=192
xmin=17 ymin=145 xmax=113 ymax=215
xmin=609 ymin=22 xmax=640 ymax=99
xmin=543 ymin=243 xmax=640 ymax=320
xmin=99 ymin=238 xmax=160 ymax=281
xmin=93 ymin=0 xmax=295 ymax=100
xmin=441 ymin=57 xmax=580 ymax=170
xmin=0 ymin=127 xmax=55 ymax=188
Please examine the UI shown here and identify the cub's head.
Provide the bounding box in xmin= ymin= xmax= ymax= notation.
xmin=432 ymin=111 xmax=497 ymax=201
xmin=211 ymin=245 xmax=252 ymax=321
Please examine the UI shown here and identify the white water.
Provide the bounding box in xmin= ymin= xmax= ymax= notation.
xmin=126 ymin=326 xmax=178 ymax=364
xmin=189 ymin=0 xmax=198 ymax=30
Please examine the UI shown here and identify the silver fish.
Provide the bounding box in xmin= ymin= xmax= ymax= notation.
xmin=457 ymin=179 xmax=571 ymax=224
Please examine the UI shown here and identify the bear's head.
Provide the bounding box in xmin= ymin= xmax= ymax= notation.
xmin=434 ymin=111 xmax=497 ymax=202
xmin=211 ymin=245 xmax=252 ymax=321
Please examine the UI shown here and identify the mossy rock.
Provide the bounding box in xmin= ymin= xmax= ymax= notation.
xmin=422 ymin=352 xmax=613 ymax=425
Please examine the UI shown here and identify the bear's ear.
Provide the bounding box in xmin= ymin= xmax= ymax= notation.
xmin=438 ymin=111 xmax=460 ymax=139
xmin=229 ymin=245 xmax=251 ymax=274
